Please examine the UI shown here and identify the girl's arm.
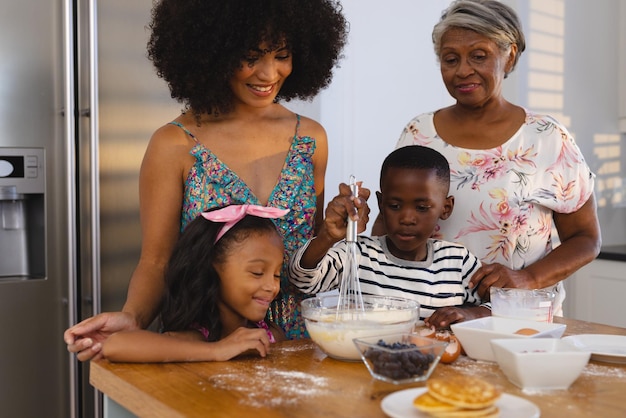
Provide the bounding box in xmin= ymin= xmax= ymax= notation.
xmin=102 ymin=327 xmax=273 ymax=363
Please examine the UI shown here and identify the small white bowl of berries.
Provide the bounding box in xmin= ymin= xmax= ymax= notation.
xmin=353 ymin=333 xmax=448 ymax=384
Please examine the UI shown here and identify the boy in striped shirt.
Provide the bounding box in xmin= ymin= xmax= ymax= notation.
xmin=289 ymin=145 xmax=491 ymax=328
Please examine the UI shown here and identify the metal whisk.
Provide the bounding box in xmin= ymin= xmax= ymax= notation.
xmin=336 ymin=175 xmax=365 ymax=319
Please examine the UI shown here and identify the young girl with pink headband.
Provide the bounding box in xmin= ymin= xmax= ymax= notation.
xmin=101 ymin=205 xmax=289 ymax=362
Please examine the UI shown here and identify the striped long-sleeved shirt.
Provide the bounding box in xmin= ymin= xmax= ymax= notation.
xmin=289 ymin=236 xmax=484 ymax=320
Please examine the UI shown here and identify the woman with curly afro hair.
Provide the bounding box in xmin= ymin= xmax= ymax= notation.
xmin=64 ymin=0 xmax=351 ymax=360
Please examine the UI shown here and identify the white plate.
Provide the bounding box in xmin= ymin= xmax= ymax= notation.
xmin=563 ymin=334 xmax=626 ymax=364
xmin=381 ymin=387 xmax=540 ymax=418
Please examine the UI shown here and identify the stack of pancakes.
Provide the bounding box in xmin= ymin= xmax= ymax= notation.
xmin=413 ymin=376 xmax=501 ymax=417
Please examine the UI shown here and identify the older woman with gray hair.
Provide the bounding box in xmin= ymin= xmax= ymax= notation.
xmin=374 ymin=0 xmax=601 ymax=327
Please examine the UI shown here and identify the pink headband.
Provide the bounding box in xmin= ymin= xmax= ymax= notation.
xmin=201 ymin=204 xmax=290 ymax=242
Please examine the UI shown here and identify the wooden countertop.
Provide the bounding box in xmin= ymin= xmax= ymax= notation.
xmin=91 ymin=317 xmax=626 ymax=418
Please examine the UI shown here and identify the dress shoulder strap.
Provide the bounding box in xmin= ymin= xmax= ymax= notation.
xmin=169 ymin=121 xmax=199 ymax=143
xmin=294 ymin=114 xmax=301 ymax=137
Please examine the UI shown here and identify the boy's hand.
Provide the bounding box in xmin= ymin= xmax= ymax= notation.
xmin=298 ymin=182 xmax=370 ymax=269
xmin=322 ymin=182 xmax=370 ymax=241
xmin=424 ymin=305 xmax=491 ymax=329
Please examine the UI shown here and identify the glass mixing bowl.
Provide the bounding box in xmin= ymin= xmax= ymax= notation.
xmin=301 ymin=294 xmax=419 ymax=361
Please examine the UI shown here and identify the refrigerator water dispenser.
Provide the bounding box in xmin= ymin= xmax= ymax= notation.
xmin=0 ymin=148 xmax=45 ymax=279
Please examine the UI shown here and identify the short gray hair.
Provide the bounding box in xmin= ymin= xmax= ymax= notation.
xmin=432 ymin=0 xmax=526 ymax=75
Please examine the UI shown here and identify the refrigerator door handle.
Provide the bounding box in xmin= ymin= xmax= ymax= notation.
xmin=86 ymin=1 xmax=103 ymax=417
xmin=70 ymin=0 xmax=102 ymax=417
xmin=87 ymin=0 xmax=102 ymax=319
xmin=63 ymin=0 xmax=79 ymax=417
xmin=80 ymin=1 xmax=103 ymax=418
xmin=75 ymin=0 xmax=102 ymax=323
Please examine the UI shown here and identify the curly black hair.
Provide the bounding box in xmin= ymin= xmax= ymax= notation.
xmin=160 ymin=212 xmax=282 ymax=341
xmin=147 ymin=0 xmax=349 ymax=117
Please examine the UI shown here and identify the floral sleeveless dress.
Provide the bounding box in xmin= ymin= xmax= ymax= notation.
xmin=171 ymin=115 xmax=316 ymax=340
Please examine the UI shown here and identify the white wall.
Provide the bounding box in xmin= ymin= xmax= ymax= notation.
xmin=289 ymin=0 xmax=626 ymax=243
xmin=289 ymin=0 xmax=452 ymax=233
xmin=562 ymin=0 xmax=625 ymax=246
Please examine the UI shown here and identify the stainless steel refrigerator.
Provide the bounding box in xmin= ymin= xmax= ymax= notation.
xmin=0 ymin=1 xmax=178 ymax=417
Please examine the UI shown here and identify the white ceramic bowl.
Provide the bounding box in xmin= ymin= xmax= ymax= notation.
xmin=353 ymin=333 xmax=447 ymax=384
xmin=450 ymin=316 xmax=566 ymax=362
xmin=490 ymin=338 xmax=590 ymax=390
xmin=301 ymin=295 xmax=419 ymax=361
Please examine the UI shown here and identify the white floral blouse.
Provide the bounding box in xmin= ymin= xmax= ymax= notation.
xmin=395 ymin=110 xmax=595 ymax=312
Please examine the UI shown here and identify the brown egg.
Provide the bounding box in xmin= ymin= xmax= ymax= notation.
xmin=514 ymin=328 xmax=540 ymax=336
xmin=416 ymin=325 xmax=436 ymax=339
xmin=435 ymin=329 xmax=451 ymax=342
xmin=439 ymin=334 xmax=461 ymax=364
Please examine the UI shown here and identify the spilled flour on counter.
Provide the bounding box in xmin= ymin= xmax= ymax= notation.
xmin=448 ymin=355 xmax=626 ymax=379
xmin=445 ymin=356 xmax=501 ymax=377
xmin=579 ymin=362 xmax=626 ymax=378
xmin=272 ymin=344 xmax=309 ymax=353
xmin=208 ymin=364 xmax=329 ymax=408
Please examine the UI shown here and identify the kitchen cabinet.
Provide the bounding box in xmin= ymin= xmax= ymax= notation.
xmin=564 ymin=256 xmax=626 ymax=328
